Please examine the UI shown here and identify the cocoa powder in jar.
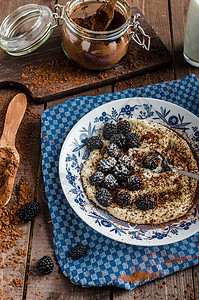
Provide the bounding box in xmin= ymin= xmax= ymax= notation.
xmin=62 ymin=1 xmax=131 ymax=70
xmin=72 ymin=10 xmax=126 ymax=31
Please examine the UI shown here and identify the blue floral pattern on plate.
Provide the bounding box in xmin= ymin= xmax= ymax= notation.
xmin=59 ymin=98 xmax=199 ymax=246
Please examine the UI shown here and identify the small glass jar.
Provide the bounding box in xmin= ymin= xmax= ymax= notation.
xmin=0 ymin=4 xmax=56 ymax=56
xmin=0 ymin=1 xmax=150 ymax=70
xmin=62 ymin=0 xmax=131 ymax=70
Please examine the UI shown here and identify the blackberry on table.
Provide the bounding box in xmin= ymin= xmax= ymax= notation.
xmin=102 ymin=122 xmax=117 ymax=140
xmin=107 ymin=143 xmax=121 ymax=158
xmin=95 ymin=188 xmax=112 ymax=207
xmin=89 ymin=171 xmax=105 ymax=186
xmin=113 ymin=164 xmax=129 ymax=183
xmin=104 ymin=174 xmax=118 ymax=190
xmin=97 ymin=157 xmax=117 ymax=173
xmin=135 ymin=194 xmax=157 ymax=210
xmin=69 ymin=244 xmax=87 ymax=260
xmin=115 ymin=191 xmax=131 ymax=207
xmin=118 ymin=155 xmax=135 ymax=170
xmin=117 ymin=119 xmax=131 ymax=135
xmin=110 ymin=133 xmax=126 ymax=148
xmin=37 ymin=256 xmax=54 ymax=275
xmin=125 ymin=132 xmax=141 ymax=149
xmin=86 ymin=136 xmax=103 ymax=150
xmin=19 ymin=202 xmax=40 ymax=222
xmin=127 ymin=175 xmax=143 ymax=191
xmin=143 ymin=151 xmax=160 ymax=170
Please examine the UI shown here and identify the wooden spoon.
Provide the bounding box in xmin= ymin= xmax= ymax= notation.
xmin=0 ymin=93 xmax=27 ymax=207
xmin=93 ymin=0 xmax=117 ymax=31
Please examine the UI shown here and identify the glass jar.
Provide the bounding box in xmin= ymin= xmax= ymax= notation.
xmin=183 ymin=0 xmax=199 ymax=67
xmin=0 ymin=4 xmax=56 ymax=56
xmin=0 ymin=1 xmax=150 ymax=70
xmin=62 ymin=0 xmax=132 ymax=70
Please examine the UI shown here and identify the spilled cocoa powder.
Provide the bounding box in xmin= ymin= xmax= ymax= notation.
xmin=0 ymin=148 xmax=19 ymax=207
xmin=20 ymin=58 xmax=92 ymax=95
xmin=10 ymin=278 xmax=23 ymax=287
xmin=0 ymin=176 xmax=33 ymax=252
xmin=164 ymin=256 xmax=199 ymax=264
xmin=0 ymin=93 xmax=41 ymax=299
xmin=0 ymin=176 xmax=32 ymax=298
xmin=120 ymin=270 xmax=160 ymax=283
xmin=19 ymin=22 xmax=169 ymax=93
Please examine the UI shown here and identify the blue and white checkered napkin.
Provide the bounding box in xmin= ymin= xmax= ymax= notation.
xmin=41 ymin=74 xmax=199 ymax=290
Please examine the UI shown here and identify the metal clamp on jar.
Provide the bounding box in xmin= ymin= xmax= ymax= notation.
xmin=0 ymin=1 xmax=150 ymax=70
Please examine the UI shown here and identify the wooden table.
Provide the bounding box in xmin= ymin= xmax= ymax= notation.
xmin=0 ymin=0 xmax=198 ymax=299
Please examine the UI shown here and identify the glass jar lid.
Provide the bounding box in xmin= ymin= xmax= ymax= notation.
xmin=0 ymin=4 xmax=55 ymax=56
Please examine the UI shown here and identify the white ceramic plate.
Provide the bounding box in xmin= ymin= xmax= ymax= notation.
xmin=59 ymin=97 xmax=199 ymax=246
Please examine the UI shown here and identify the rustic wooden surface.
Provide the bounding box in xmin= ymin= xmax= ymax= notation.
xmin=0 ymin=0 xmax=198 ymax=299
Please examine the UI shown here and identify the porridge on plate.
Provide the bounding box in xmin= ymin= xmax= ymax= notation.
xmin=81 ymin=118 xmax=198 ymax=225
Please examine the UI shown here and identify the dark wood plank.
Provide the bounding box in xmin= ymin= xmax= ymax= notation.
xmin=169 ymin=0 xmax=199 ymax=298
xmin=113 ymin=0 xmax=197 ymax=299
xmin=194 ymin=265 xmax=199 ymax=299
xmin=112 ymin=268 xmax=195 ymax=300
xmin=114 ymin=0 xmax=174 ymax=92
xmin=46 ymin=84 xmax=113 ymax=108
xmin=26 ymin=86 xmax=112 ymax=299
xmin=0 ymin=6 xmax=171 ymax=102
xmin=114 ymin=67 xmax=174 ymax=92
xmin=2 ymin=1 xmax=196 ymax=300
xmin=0 ymin=89 xmax=43 ymax=299
xmin=26 ymin=174 xmax=111 ymax=300
xmin=0 ymin=2 xmax=49 ymax=299
xmin=128 ymin=0 xmax=172 ymax=53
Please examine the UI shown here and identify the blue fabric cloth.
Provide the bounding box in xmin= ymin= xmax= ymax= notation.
xmin=41 ymin=74 xmax=199 ymax=290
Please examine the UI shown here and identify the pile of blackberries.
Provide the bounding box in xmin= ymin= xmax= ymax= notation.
xmin=85 ymin=119 xmax=157 ymax=210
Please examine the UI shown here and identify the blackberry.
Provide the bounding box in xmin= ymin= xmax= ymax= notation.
xmin=115 ymin=191 xmax=131 ymax=207
xmin=69 ymin=244 xmax=87 ymax=260
xmin=19 ymin=202 xmax=40 ymax=222
xmin=135 ymin=194 xmax=157 ymax=210
xmin=107 ymin=143 xmax=121 ymax=158
xmin=113 ymin=164 xmax=129 ymax=182
xmin=104 ymin=174 xmax=118 ymax=190
xmin=143 ymin=151 xmax=160 ymax=170
xmin=117 ymin=119 xmax=131 ymax=135
xmin=95 ymin=188 xmax=112 ymax=207
xmin=86 ymin=136 xmax=103 ymax=150
xmin=102 ymin=122 xmax=117 ymax=140
xmin=37 ymin=256 xmax=54 ymax=275
xmin=127 ymin=175 xmax=143 ymax=191
xmin=110 ymin=133 xmax=126 ymax=148
xmin=89 ymin=171 xmax=105 ymax=186
xmin=118 ymin=155 xmax=135 ymax=170
xmin=97 ymin=157 xmax=117 ymax=172
xmin=125 ymin=132 xmax=141 ymax=149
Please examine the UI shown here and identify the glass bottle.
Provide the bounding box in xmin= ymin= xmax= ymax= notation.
xmin=184 ymin=0 xmax=199 ymax=67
